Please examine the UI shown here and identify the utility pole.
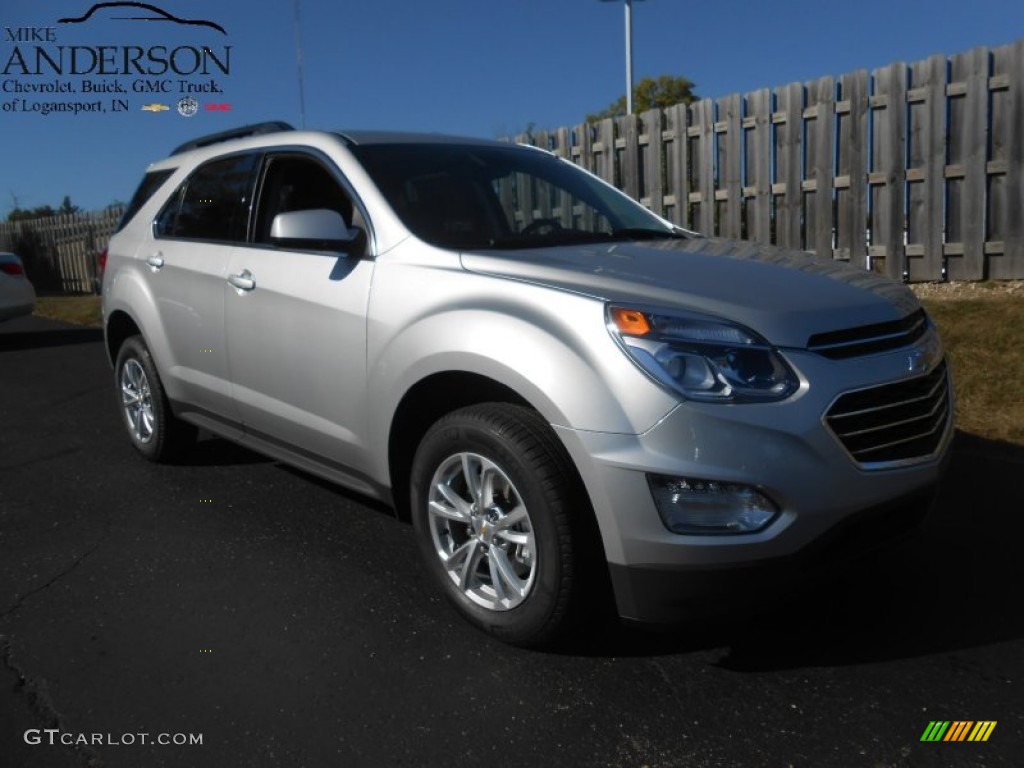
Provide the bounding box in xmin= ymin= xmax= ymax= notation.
xmin=599 ymin=0 xmax=646 ymax=115
xmin=293 ymin=0 xmax=307 ymax=129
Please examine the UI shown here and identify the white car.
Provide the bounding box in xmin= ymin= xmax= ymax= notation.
xmin=0 ymin=251 xmax=36 ymax=322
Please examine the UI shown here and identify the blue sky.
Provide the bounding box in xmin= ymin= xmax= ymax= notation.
xmin=1 ymin=0 xmax=1022 ymax=214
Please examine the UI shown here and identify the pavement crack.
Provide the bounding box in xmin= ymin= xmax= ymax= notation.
xmin=1 ymin=634 xmax=104 ymax=767
xmin=0 ymin=538 xmax=107 ymax=765
xmin=0 ymin=536 xmax=105 ymax=622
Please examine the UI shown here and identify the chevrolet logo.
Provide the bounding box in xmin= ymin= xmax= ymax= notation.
xmin=907 ymin=330 xmax=943 ymax=375
xmin=907 ymin=348 xmax=927 ymax=375
xmin=141 ymin=103 xmax=170 ymax=112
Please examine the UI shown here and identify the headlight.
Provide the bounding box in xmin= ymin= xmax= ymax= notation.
xmin=607 ymin=305 xmax=799 ymax=403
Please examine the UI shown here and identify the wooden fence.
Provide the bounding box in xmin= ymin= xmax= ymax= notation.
xmin=3 ymin=38 xmax=1022 ymax=292
xmin=515 ymin=38 xmax=1024 ymax=282
xmin=0 ymin=207 xmax=123 ymax=294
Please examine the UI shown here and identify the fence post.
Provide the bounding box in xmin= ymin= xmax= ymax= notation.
xmin=594 ymin=118 xmax=616 ymax=186
xmin=746 ymin=88 xmax=772 ymax=244
xmin=717 ymin=92 xmax=743 ymax=240
xmin=691 ymin=98 xmax=716 ymax=235
xmin=837 ymin=70 xmax=869 ymax=266
xmin=870 ymin=62 xmax=908 ymax=279
xmin=906 ymin=54 xmax=947 ymax=281
xmin=774 ymin=82 xmax=804 ymax=249
xmin=807 ymin=75 xmax=836 ymax=259
xmin=946 ymin=47 xmax=989 ymax=280
xmin=616 ymin=113 xmax=641 ymax=202
xmin=664 ymin=103 xmax=690 ymax=229
xmin=639 ymin=108 xmax=664 ymax=216
xmin=989 ymin=39 xmax=1024 ymax=279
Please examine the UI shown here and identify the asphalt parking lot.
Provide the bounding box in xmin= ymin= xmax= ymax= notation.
xmin=1 ymin=314 xmax=1021 ymax=768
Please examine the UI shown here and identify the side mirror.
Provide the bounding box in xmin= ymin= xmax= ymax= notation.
xmin=270 ymin=209 xmax=360 ymax=251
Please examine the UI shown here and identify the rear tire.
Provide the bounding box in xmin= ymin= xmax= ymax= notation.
xmin=114 ymin=335 xmax=196 ymax=462
xmin=410 ymin=403 xmax=590 ymax=646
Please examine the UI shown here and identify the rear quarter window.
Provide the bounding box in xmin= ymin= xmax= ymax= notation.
xmin=117 ymin=169 xmax=175 ymax=232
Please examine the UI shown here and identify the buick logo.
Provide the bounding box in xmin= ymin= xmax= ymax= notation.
xmin=176 ymin=96 xmax=198 ymax=117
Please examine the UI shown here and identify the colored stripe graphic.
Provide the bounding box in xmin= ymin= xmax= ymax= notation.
xmin=967 ymin=721 xmax=997 ymax=742
xmin=921 ymin=721 xmax=949 ymax=741
xmin=944 ymin=721 xmax=972 ymax=741
xmin=921 ymin=720 xmax=996 ymax=742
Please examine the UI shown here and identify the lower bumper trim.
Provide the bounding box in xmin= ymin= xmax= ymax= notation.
xmin=609 ymin=484 xmax=939 ymax=624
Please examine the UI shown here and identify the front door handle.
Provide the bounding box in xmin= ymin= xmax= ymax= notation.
xmin=228 ymin=270 xmax=255 ymax=291
xmin=146 ymin=253 xmax=164 ymax=270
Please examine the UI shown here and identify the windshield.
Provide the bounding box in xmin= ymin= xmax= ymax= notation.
xmin=348 ymin=142 xmax=681 ymax=250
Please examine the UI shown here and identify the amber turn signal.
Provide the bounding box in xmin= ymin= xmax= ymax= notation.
xmin=610 ymin=307 xmax=651 ymax=336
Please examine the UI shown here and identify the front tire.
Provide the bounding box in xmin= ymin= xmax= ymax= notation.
xmin=410 ymin=403 xmax=588 ymax=646
xmin=114 ymin=335 xmax=196 ymax=462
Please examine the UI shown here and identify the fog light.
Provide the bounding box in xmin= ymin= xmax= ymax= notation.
xmin=647 ymin=475 xmax=779 ymax=535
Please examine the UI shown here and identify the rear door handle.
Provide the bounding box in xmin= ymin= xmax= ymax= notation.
xmin=146 ymin=253 xmax=164 ymax=270
xmin=227 ymin=270 xmax=255 ymax=291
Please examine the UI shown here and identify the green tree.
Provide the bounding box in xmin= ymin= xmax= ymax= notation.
xmin=6 ymin=194 xmax=81 ymax=221
xmin=587 ymin=75 xmax=699 ymax=121
xmin=7 ymin=205 xmax=55 ymax=221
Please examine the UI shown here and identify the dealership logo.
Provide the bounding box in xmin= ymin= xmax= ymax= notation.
xmin=57 ymin=2 xmax=226 ymax=35
xmin=920 ymin=721 xmax=997 ymax=742
xmin=1 ymin=2 xmax=234 ymax=118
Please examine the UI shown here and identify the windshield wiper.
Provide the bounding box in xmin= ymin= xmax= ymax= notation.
xmin=606 ymin=227 xmax=687 ymax=241
xmin=481 ymin=228 xmax=689 ymax=250
xmin=484 ymin=231 xmax=617 ymax=249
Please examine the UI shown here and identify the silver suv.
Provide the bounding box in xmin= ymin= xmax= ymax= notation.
xmin=103 ymin=122 xmax=952 ymax=645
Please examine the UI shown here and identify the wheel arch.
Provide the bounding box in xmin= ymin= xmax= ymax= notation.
xmin=386 ymin=372 xmax=600 ymax=545
xmin=105 ymin=309 xmax=142 ymax=366
xmin=388 ymin=372 xmax=530 ymax=522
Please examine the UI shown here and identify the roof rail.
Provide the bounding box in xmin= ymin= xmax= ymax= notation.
xmin=170 ymin=121 xmax=295 ymax=156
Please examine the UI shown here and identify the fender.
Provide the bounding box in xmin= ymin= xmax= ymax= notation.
xmin=363 ymin=251 xmax=677 ymax=487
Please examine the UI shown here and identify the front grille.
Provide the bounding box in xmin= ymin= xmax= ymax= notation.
xmin=825 ymin=361 xmax=950 ymax=467
xmin=807 ymin=309 xmax=928 ymax=359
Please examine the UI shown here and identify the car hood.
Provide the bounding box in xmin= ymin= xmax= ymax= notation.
xmin=460 ymin=236 xmax=921 ymax=348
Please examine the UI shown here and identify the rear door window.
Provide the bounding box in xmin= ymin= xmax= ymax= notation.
xmin=154 ymin=153 xmax=260 ymax=243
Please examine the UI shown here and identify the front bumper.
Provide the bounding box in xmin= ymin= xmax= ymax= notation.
xmin=607 ymin=484 xmax=939 ymax=623
xmin=554 ymin=345 xmax=953 ymax=623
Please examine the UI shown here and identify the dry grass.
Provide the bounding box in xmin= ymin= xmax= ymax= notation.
xmin=33 ymin=295 xmax=102 ymax=328
xmin=920 ymin=294 xmax=1024 ymax=447
xmin=31 ymin=290 xmax=1024 ymax=446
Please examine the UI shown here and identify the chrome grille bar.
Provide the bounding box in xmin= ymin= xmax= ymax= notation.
xmin=826 ymin=372 xmax=947 ymax=421
xmin=824 ymin=361 xmax=951 ymax=467
xmin=808 ymin=309 xmax=928 ymax=359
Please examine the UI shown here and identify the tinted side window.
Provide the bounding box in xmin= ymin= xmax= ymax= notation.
xmin=117 ymin=169 xmax=175 ymax=232
xmin=154 ymin=153 xmax=259 ymax=242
